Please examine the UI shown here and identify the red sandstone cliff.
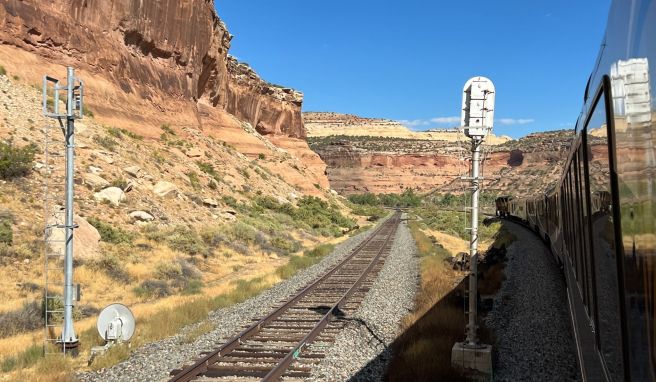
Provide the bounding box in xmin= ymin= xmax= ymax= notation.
xmin=0 ymin=0 xmax=327 ymax=192
xmin=309 ymin=121 xmax=584 ymax=197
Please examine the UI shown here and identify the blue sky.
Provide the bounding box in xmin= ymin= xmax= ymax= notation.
xmin=216 ymin=1 xmax=611 ymax=138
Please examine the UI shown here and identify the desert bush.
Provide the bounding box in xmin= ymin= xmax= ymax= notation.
xmin=200 ymin=228 xmax=227 ymax=252
xmin=107 ymin=127 xmax=123 ymax=138
xmin=222 ymin=195 xmax=238 ymax=209
xmin=160 ymin=124 xmax=175 ymax=135
xmin=270 ymin=234 xmax=301 ymax=254
xmin=0 ymin=243 xmax=34 ymax=264
xmin=186 ymin=171 xmax=201 ymax=190
xmin=109 ymin=178 xmax=129 ymax=190
xmin=227 ymin=241 xmax=249 ymax=256
xmin=181 ymin=279 xmax=203 ymax=295
xmin=155 ymin=262 xmax=182 ymax=280
xmin=166 ymin=226 xmax=208 ymax=256
xmin=1 ymin=343 xmax=41 ymax=373
xmin=0 ymin=141 xmax=36 ymax=180
xmin=0 ymin=210 xmax=13 ymax=244
xmin=0 ymin=66 xmax=6 ymax=76
xmin=87 ymin=254 xmax=131 ymax=282
xmin=196 ymin=161 xmax=222 ymax=182
xmin=133 ymin=279 xmax=170 ymax=299
xmin=93 ymin=135 xmax=118 ymax=152
xmin=228 ymin=222 xmax=256 ymax=243
xmin=87 ymin=217 xmax=134 ymax=244
xmin=275 ymin=243 xmax=334 ymax=280
xmin=0 ymin=301 xmax=42 ymax=338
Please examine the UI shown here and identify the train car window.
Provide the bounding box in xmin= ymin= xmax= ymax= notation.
xmin=580 ymin=145 xmax=597 ymax=324
xmin=587 ymin=88 xmax=624 ymax=380
xmin=573 ymin=156 xmax=585 ymax=287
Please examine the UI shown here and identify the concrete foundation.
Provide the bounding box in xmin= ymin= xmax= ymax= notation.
xmin=451 ymin=342 xmax=493 ymax=375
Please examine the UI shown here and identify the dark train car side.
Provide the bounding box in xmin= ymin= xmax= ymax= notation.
xmin=499 ymin=1 xmax=656 ymax=381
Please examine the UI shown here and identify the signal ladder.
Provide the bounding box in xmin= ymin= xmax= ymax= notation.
xmin=42 ymin=113 xmax=68 ymax=354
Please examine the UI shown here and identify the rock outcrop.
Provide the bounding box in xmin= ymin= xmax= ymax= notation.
xmin=310 ymin=119 xmax=586 ymax=197
xmin=0 ymin=0 xmax=326 ymax=194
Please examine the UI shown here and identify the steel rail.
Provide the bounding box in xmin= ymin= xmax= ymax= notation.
xmin=169 ymin=212 xmax=400 ymax=382
xmin=261 ymin=213 xmax=398 ymax=381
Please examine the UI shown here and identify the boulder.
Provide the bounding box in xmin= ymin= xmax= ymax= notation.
xmin=93 ymin=187 xmax=126 ymax=206
xmin=203 ymin=198 xmax=219 ymax=208
xmin=221 ymin=212 xmax=237 ymax=221
xmin=222 ymin=208 xmax=237 ymax=216
xmin=93 ymin=151 xmax=114 ymax=164
xmin=124 ymin=165 xmax=141 ymax=178
xmin=129 ymin=210 xmax=154 ymax=222
xmin=88 ymin=165 xmax=103 ymax=174
xmin=83 ymin=173 xmax=109 ymax=189
xmin=186 ymin=148 xmax=203 ymax=158
xmin=46 ymin=213 xmax=101 ymax=261
xmin=153 ymin=181 xmax=178 ymax=198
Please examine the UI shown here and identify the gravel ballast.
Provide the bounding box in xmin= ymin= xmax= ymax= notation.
xmin=308 ymin=214 xmax=419 ymax=381
xmin=77 ymin=214 xmax=418 ymax=382
xmin=485 ymin=220 xmax=580 ymax=381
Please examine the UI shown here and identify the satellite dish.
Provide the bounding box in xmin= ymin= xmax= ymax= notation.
xmin=97 ymin=303 xmax=136 ymax=342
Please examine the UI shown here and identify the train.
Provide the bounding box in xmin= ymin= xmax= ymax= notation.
xmin=496 ymin=1 xmax=656 ymax=381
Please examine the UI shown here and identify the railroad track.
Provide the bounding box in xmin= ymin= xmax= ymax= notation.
xmin=169 ymin=212 xmax=402 ymax=382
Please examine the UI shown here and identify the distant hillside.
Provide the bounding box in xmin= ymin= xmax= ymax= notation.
xmin=304 ymin=112 xmax=511 ymax=144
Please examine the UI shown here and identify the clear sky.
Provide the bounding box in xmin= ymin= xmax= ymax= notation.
xmin=216 ymin=1 xmax=612 ymax=138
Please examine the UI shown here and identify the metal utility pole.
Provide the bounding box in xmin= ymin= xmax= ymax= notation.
xmin=452 ymin=76 xmax=495 ymax=374
xmin=43 ymin=67 xmax=84 ymax=353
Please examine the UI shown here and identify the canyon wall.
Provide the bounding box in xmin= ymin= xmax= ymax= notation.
xmin=0 ymin=0 xmax=327 ymax=192
xmin=308 ymin=112 xmax=583 ymax=197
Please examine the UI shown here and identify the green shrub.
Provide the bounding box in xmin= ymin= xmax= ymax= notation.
xmin=181 ymin=279 xmax=203 ymax=295
xmin=222 ymin=195 xmax=238 ymax=208
xmin=87 ymin=254 xmax=131 ymax=282
xmin=87 ymin=217 xmax=134 ymax=244
xmin=109 ymin=178 xmax=128 ymax=190
xmin=0 ymin=66 xmax=6 ymax=76
xmin=133 ymin=280 xmax=170 ymax=299
xmin=275 ymin=243 xmax=334 ymax=279
xmin=107 ymin=127 xmax=122 ymax=138
xmin=160 ymin=124 xmax=175 ymax=135
xmin=258 ymin=153 xmax=266 ymax=160
xmin=0 ymin=210 xmax=13 ymax=244
xmin=187 ymin=171 xmax=200 ymax=190
xmin=155 ymin=262 xmax=182 ymax=280
xmin=93 ymin=135 xmax=118 ymax=152
xmin=83 ymin=106 xmax=94 ymax=118
xmin=0 ymin=301 xmax=42 ymax=339
xmin=166 ymin=226 xmax=208 ymax=256
xmin=0 ymin=142 xmax=36 ymax=180
xmin=0 ymin=343 xmax=41 ymax=373
xmin=196 ymin=161 xmax=221 ymax=182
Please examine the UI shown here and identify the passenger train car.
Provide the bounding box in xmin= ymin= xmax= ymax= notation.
xmin=497 ymin=1 xmax=656 ymax=380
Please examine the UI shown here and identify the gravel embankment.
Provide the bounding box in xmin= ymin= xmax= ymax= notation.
xmin=309 ymin=213 xmax=419 ymax=381
xmin=77 ymin=216 xmax=413 ymax=382
xmin=485 ymin=220 xmax=580 ymax=381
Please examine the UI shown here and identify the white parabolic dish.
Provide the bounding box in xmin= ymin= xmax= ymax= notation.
xmin=97 ymin=303 xmax=136 ymax=341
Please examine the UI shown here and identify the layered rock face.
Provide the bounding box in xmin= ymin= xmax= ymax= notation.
xmin=309 ymin=115 xmax=585 ymax=197
xmin=0 ymin=0 xmax=304 ymax=138
xmin=0 ymin=0 xmax=326 ymax=193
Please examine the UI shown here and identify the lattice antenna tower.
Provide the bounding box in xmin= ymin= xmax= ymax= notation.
xmin=42 ymin=67 xmax=84 ymax=355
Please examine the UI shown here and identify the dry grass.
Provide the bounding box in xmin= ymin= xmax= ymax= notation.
xmin=386 ymin=220 xmax=515 ymax=381
xmin=179 ymin=321 xmax=216 ymax=344
xmin=0 ymin=239 xmax=338 ymax=379
xmin=385 ymin=221 xmax=468 ymax=381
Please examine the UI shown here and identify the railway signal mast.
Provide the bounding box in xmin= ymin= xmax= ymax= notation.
xmin=452 ymin=76 xmax=494 ymax=375
xmin=43 ymin=67 xmax=84 ymax=354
